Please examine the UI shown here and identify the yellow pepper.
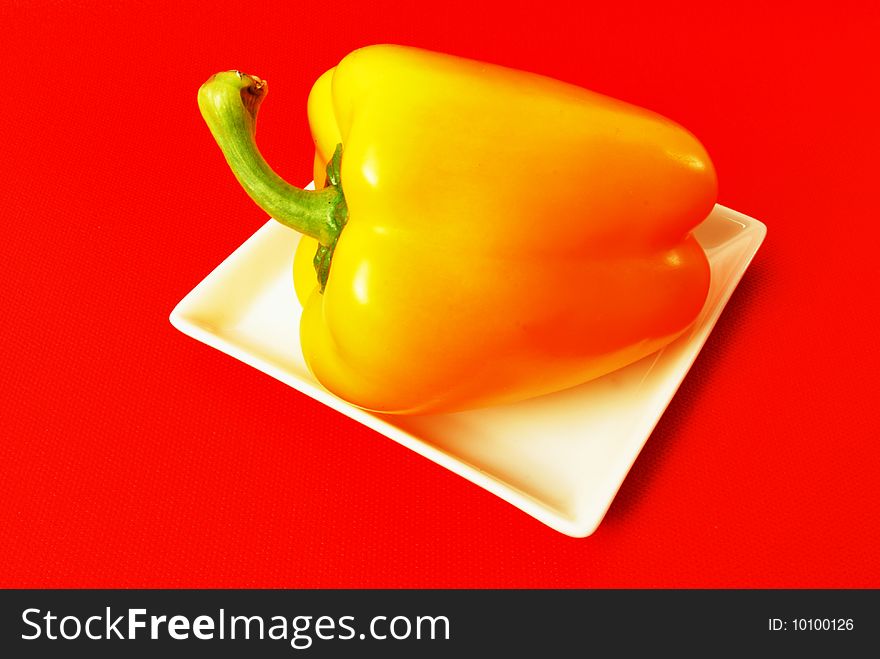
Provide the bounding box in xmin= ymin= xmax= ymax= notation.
xmin=198 ymin=45 xmax=716 ymax=414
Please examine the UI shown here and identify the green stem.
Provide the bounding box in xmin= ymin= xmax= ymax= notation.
xmin=197 ymin=71 xmax=345 ymax=247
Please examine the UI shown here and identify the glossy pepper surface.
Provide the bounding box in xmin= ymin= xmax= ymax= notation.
xmin=198 ymin=45 xmax=716 ymax=414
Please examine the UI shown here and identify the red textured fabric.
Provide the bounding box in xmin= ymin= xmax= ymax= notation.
xmin=1 ymin=1 xmax=878 ymax=589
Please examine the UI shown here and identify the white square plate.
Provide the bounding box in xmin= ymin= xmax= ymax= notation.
xmin=170 ymin=201 xmax=766 ymax=537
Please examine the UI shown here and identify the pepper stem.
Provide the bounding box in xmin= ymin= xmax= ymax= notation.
xmin=197 ymin=71 xmax=346 ymax=248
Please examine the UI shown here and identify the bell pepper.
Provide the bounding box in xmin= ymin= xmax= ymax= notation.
xmin=197 ymin=44 xmax=716 ymax=415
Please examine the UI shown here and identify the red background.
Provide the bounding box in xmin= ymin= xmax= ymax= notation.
xmin=2 ymin=1 xmax=878 ymax=588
